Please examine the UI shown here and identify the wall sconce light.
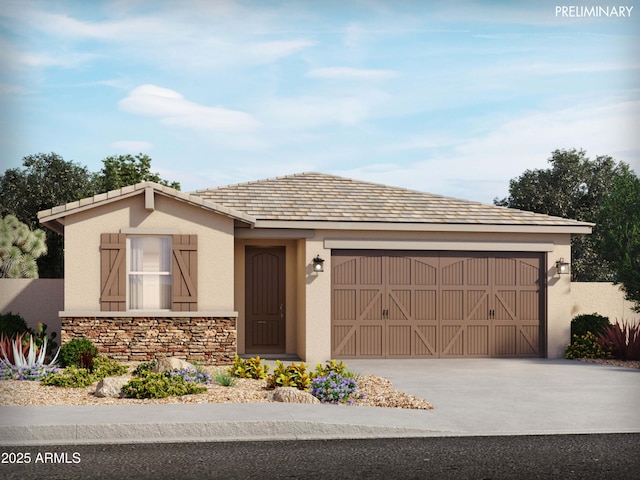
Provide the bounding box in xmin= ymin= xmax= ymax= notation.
xmin=555 ymin=258 xmax=570 ymax=275
xmin=312 ymin=255 xmax=325 ymax=273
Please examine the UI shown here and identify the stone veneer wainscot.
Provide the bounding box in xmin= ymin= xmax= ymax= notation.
xmin=60 ymin=314 xmax=237 ymax=365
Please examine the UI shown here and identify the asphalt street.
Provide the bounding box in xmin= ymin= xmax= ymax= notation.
xmin=1 ymin=434 xmax=639 ymax=480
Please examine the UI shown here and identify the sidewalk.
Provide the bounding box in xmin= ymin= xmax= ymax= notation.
xmin=1 ymin=359 xmax=638 ymax=445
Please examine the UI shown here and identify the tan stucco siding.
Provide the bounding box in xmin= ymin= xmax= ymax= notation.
xmin=64 ymin=193 xmax=235 ymax=312
xmin=300 ymin=229 xmax=576 ymax=363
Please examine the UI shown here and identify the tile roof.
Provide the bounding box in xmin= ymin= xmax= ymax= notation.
xmin=37 ymin=181 xmax=256 ymax=232
xmin=192 ymin=172 xmax=593 ymax=227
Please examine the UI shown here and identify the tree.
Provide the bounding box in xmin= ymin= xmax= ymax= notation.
xmin=0 ymin=153 xmax=96 ymax=278
xmin=495 ymin=149 xmax=634 ymax=281
xmin=0 ymin=215 xmax=48 ymax=278
xmin=595 ymin=173 xmax=640 ymax=312
xmin=95 ymin=154 xmax=180 ymax=192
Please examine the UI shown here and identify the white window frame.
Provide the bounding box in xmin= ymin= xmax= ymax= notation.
xmin=126 ymin=236 xmax=172 ymax=311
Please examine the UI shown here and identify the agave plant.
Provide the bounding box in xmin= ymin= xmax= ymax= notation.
xmin=0 ymin=333 xmax=59 ymax=367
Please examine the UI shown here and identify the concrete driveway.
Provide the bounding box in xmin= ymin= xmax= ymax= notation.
xmin=345 ymin=358 xmax=640 ymax=436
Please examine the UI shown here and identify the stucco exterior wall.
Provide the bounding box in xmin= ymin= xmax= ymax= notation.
xmin=63 ymin=193 xmax=236 ymax=313
xmin=0 ymin=278 xmax=64 ymax=340
xmin=570 ymin=282 xmax=639 ymax=323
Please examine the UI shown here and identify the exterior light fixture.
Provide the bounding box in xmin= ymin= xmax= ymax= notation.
xmin=312 ymin=255 xmax=325 ymax=273
xmin=555 ymin=258 xmax=570 ymax=275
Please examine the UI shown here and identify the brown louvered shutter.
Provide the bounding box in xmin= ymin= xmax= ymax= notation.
xmin=100 ymin=233 xmax=127 ymax=311
xmin=172 ymin=235 xmax=198 ymax=311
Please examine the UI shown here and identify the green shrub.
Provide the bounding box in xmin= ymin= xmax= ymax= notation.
xmin=60 ymin=338 xmax=99 ymax=370
xmin=93 ymin=356 xmax=128 ymax=378
xmin=312 ymin=359 xmax=356 ymax=379
xmin=565 ymin=332 xmax=612 ymax=360
xmin=133 ymin=360 xmax=157 ymax=376
xmin=41 ymin=355 xmax=127 ymax=388
xmin=41 ymin=366 xmax=96 ymax=388
xmin=121 ymin=373 xmax=207 ymax=399
xmin=0 ymin=312 xmax=29 ymax=338
xmin=213 ymin=371 xmax=236 ymax=387
xmin=571 ymin=313 xmax=611 ymax=338
xmin=266 ymin=360 xmax=311 ymax=390
xmin=228 ymin=355 xmax=270 ymax=379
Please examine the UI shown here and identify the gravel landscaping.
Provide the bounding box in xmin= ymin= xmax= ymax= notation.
xmin=0 ymin=364 xmax=435 ymax=410
xmin=2 ymin=359 xmax=637 ymax=410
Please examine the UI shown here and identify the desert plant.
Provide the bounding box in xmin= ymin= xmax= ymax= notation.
xmin=0 ymin=333 xmax=59 ymax=367
xmin=121 ymin=372 xmax=207 ymax=399
xmin=565 ymin=332 xmax=612 ymax=360
xmin=60 ymin=338 xmax=99 ymax=370
xmin=213 ymin=371 xmax=236 ymax=387
xmin=0 ymin=332 xmax=29 ymax=366
xmin=0 ymin=312 xmax=30 ymax=338
xmin=310 ymin=371 xmax=364 ymax=404
xmin=31 ymin=322 xmax=58 ymax=359
xmin=229 ymin=355 xmax=270 ymax=379
xmin=0 ymin=214 xmax=47 ymax=278
xmin=266 ymin=360 xmax=311 ymax=390
xmin=597 ymin=320 xmax=640 ymax=361
xmin=571 ymin=313 xmax=611 ymax=338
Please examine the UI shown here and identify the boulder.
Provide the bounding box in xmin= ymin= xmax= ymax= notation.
xmin=271 ymin=387 xmax=321 ymax=404
xmin=152 ymin=357 xmax=195 ymax=373
xmin=95 ymin=376 xmax=130 ymax=398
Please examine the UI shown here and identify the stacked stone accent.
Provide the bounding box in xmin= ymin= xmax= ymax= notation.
xmin=60 ymin=316 xmax=236 ymax=365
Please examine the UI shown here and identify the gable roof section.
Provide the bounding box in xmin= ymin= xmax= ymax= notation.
xmin=38 ymin=182 xmax=256 ymax=234
xmin=193 ymin=172 xmax=593 ymax=233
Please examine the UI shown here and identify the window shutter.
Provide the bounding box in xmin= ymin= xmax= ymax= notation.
xmin=100 ymin=233 xmax=126 ymax=311
xmin=172 ymin=235 xmax=198 ymax=311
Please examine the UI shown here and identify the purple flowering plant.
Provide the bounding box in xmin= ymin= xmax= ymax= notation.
xmin=0 ymin=359 xmax=59 ymax=381
xmin=166 ymin=368 xmax=212 ymax=385
xmin=310 ymin=371 xmax=364 ymax=405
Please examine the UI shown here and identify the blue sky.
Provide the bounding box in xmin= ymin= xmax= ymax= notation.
xmin=1 ymin=0 xmax=638 ymax=204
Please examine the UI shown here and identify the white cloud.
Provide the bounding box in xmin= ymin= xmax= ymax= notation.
xmin=118 ymin=84 xmax=261 ymax=132
xmin=307 ymin=67 xmax=398 ymax=80
xmin=111 ymin=140 xmax=153 ymax=152
xmin=338 ymin=99 xmax=640 ymax=203
xmin=251 ymin=40 xmax=316 ymax=63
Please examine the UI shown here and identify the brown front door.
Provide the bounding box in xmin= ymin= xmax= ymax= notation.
xmin=245 ymin=247 xmax=286 ymax=354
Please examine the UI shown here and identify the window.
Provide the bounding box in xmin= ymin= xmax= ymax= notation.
xmin=101 ymin=233 xmax=196 ymax=312
xmin=127 ymin=237 xmax=172 ymax=310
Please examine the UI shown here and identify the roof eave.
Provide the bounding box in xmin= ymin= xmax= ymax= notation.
xmin=37 ymin=182 xmax=256 ymax=234
xmin=252 ymin=219 xmax=593 ymax=234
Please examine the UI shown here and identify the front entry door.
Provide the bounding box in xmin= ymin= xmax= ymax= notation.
xmin=245 ymin=247 xmax=286 ymax=353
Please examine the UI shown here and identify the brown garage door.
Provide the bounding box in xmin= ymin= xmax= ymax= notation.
xmin=331 ymin=250 xmax=544 ymax=358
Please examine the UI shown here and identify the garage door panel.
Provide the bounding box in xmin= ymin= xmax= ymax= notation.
xmin=414 ymin=260 xmax=437 ymax=285
xmin=332 ymin=290 xmax=356 ymax=320
xmin=442 ymin=290 xmax=463 ymax=319
xmin=495 ymin=325 xmax=517 ymax=356
xmin=360 ymin=325 xmax=383 ymax=356
xmin=468 ymin=325 xmax=490 ymax=356
xmin=332 ymin=324 xmax=356 ymax=357
xmin=331 ymin=251 xmax=544 ymax=358
xmin=414 ymin=325 xmax=438 ymax=356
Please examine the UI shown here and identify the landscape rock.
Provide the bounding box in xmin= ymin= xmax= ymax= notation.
xmin=152 ymin=357 xmax=195 ymax=373
xmin=270 ymin=387 xmax=321 ymax=404
xmin=95 ymin=377 xmax=130 ymax=398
